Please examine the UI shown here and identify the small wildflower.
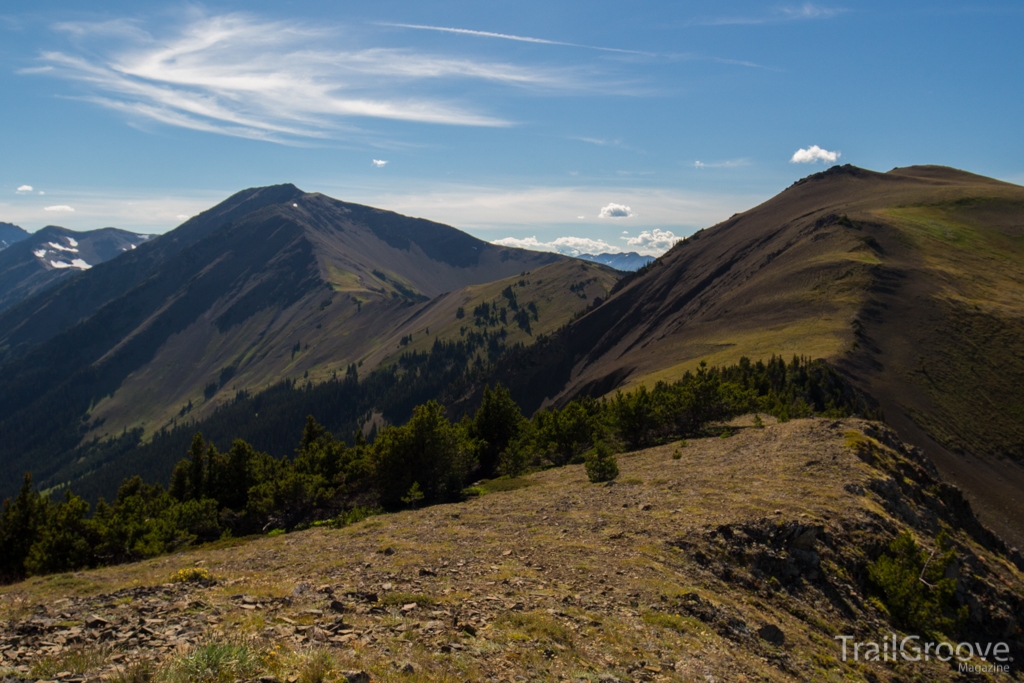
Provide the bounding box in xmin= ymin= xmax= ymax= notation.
xmin=170 ymin=567 xmax=213 ymax=584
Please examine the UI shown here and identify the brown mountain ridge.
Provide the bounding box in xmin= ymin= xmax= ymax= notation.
xmin=492 ymin=164 xmax=1024 ymax=547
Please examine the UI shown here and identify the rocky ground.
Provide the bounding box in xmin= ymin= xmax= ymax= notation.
xmin=1 ymin=417 xmax=1022 ymax=682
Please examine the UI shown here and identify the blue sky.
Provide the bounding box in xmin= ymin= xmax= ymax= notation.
xmin=1 ymin=1 xmax=1021 ymax=256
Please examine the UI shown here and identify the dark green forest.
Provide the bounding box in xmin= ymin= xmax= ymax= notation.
xmin=0 ymin=354 xmax=873 ymax=584
xmin=34 ymin=331 xmax=516 ymax=505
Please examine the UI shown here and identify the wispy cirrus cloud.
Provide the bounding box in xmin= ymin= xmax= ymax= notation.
xmin=385 ymin=22 xmax=772 ymax=70
xmin=693 ymin=158 xmax=752 ymax=169
xmin=687 ymin=3 xmax=846 ymax=27
xmin=379 ymin=22 xmax=654 ymax=56
xmin=23 ymin=12 xmax=599 ymax=144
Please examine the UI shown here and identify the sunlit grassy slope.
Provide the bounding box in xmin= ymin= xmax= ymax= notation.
xmin=501 ymin=165 xmax=1024 ymax=546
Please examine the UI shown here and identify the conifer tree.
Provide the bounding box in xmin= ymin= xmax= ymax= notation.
xmin=186 ymin=433 xmax=207 ymax=501
xmin=0 ymin=473 xmax=46 ymax=581
xmin=25 ymin=490 xmax=94 ymax=576
xmin=472 ymin=384 xmax=522 ymax=477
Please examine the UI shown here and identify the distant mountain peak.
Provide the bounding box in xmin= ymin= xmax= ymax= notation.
xmin=577 ymin=252 xmax=654 ymax=272
xmin=0 ymin=225 xmax=150 ymax=312
xmin=0 ymin=222 xmax=29 ymax=250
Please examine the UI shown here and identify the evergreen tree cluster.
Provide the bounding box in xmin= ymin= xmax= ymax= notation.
xmin=0 ymin=354 xmax=869 ymax=583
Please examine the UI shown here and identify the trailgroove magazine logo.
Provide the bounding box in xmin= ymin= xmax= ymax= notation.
xmin=836 ymin=634 xmax=1013 ymax=674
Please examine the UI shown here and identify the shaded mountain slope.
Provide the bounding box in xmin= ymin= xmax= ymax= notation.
xmin=0 ymin=222 xmax=28 ymax=250
xmin=0 ymin=186 xmax=571 ymax=498
xmin=0 ymin=184 xmax=304 ymax=362
xmin=0 ymin=226 xmax=150 ymax=313
xmin=86 ymin=255 xmax=615 ymax=447
xmin=492 ymin=165 xmax=1024 ymax=545
xmin=24 ymin=257 xmax=618 ymax=504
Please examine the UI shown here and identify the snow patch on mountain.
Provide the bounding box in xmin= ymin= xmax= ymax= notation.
xmin=50 ymin=259 xmax=92 ymax=270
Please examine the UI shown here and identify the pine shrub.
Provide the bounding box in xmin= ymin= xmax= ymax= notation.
xmin=585 ymin=442 xmax=619 ymax=483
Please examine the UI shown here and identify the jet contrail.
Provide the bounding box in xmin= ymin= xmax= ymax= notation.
xmin=378 ymin=22 xmax=655 ymax=56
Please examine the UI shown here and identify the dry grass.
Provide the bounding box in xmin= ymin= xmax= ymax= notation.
xmin=2 ymin=418 xmax=1021 ymax=682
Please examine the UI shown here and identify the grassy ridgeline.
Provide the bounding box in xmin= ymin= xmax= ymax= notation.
xmin=0 ymin=355 xmax=870 ymax=583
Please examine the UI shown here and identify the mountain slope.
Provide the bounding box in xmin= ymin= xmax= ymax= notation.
xmin=0 ymin=186 xmax=575 ymax=497
xmin=0 ymin=226 xmax=150 ymax=312
xmin=0 ymin=222 xmax=28 ymax=250
xmin=493 ymin=165 xmax=1024 ymax=545
xmin=0 ymin=184 xmax=305 ymax=363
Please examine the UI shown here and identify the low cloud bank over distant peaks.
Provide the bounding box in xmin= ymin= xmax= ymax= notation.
xmin=623 ymin=228 xmax=678 ymax=252
xmin=492 ymin=235 xmax=616 ymax=257
xmin=493 ymin=227 xmax=679 ymax=258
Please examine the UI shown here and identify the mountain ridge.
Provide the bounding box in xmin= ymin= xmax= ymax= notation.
xmin=0 ymin=222 xmax=28 ymax=250
xmin=577 ymin=251 xmax=654 ymax=271
xmin=486 ymin=164 xmax=1024 ymax=545
xmin=0 ymin=225 xmax=150 ymax=313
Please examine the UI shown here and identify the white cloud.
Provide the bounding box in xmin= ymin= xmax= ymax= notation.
xmin=176 ymin=214 xmax=191 ymax=220
xmin=694 ymin=158 xmax=751 ymax=169
xmin=623 ymin=229 xmax=679 ymax=252
xmin=599 ymin=202 xmax=633 ymax=218
xmin=781 ymin=4 xmax=844 ymax=20
xmin=372 ymin=159 xmax=388 ymax=167
xmin=22 ymin=13 xmax=615 ymax=144
xmin=492 ymin=235 xmax=618 ymax=257
xmin=577 ymin=215 xmax=585 ymax=219
xmin=44 ymin=205 xmax=75 ymax=212
xmin=790 ymin=145 xmax=840 ymax=164
xmin=16 ymin=185 xmax=33 ymax=193
xmin=38 ymin=191 xmax=45 ymax=195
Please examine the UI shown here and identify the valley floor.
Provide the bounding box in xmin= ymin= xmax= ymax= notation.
xmin=2 ymin=418 xmax=1021 ymax=682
